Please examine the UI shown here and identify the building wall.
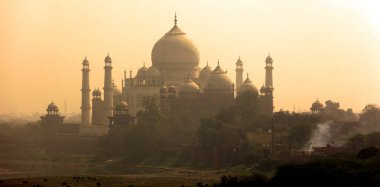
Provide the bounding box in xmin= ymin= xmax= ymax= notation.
xmin=259 ymin=95 xmax=274 ymax=116
xmin=41 ymin=135 xmax=101 ymax=153
xmin=92 ymin=99 xmax=104 ymax=126
xmin=169 ymin=91 xmax=234 ymax=118
xmin=123 ymin=84 xmax=161 ymax=116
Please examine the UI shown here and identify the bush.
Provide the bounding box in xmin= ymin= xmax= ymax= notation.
xmin=356 ymin=146 xmax=380 ymax=160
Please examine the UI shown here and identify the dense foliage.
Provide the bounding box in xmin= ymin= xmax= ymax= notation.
xmin=1 ymin=96 xmax=380 ymax=176
xmin=213 ymin=148 xmax=380 ymax=187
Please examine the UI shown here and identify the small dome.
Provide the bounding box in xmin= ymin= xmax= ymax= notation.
xmin=105 ymin=54 xmax=112 ymax=62
xmin=266 ymin=85 xmax=274 ymax=91
xmin=266 ymin=55 xmax=273 ymax=64
xmin=160 ymin=85 xmax=168 ymax=91
xmin=115 ymin=100 xmax=128 ymax=110
xmin=136 ymin=65 xmax=148 ymax=78
xmin=145 ymin=66 xmax=161 ymax=78
xmin=47 ymin=102 xmax=59 ymax=111
xmin=83 ymin=57 xmax=89 ymax=65
xmin=112 ymin=82 xmax=122 ymax=96
xmin=178 ymin=78 xmax=200 ymax=94
xmin=236 ymin=57 xmax=243 ymax=66
xmin=260 ymin=85 xmax=266 ymax=93
xmin=238 ymin=77 xmax=258 ymax=95
xmin=311 ymin=100 xmax=324 ymax=110
xmin=168 ymin=85 xmax=176 ymax=92
xmin=92 ymin=89 xmax=101 ymax=96
xmin=199 ymin=63 xmax=213 ymax=81
xmin=204 ymin=64 xmax=233 ymax=91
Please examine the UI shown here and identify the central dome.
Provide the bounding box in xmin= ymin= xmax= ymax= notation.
xmin=151 ymin=19 xmax=200 ymax=83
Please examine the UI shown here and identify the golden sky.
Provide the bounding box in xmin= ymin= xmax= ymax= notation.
xmin=1 ymin=0 xmax=380 ymax=116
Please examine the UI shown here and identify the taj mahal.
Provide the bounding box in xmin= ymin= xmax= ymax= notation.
xmin=69 ymin=15 xmax=274 ymax=135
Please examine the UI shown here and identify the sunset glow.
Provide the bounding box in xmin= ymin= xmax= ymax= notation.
xmin=1 ymin=0 xmax=380 ymax=116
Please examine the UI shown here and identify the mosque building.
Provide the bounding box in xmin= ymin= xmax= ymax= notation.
xmin=80 ymin=15 xmax=274 ymax=134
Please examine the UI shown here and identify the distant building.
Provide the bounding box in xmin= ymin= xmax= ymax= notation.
xmin=108 ymin=100 xmax=135 ymax=127
xmin=310 ymin=99 xmax=324 ymax=114
xmin=309 ymin=99 xmax=357 ymax=122
xmin=80 ymin=15 xmax=275 ymax=134
xmin=40 ymin=102 xmax=65 ymax=135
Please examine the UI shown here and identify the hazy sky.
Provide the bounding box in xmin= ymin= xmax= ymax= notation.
xmin=1 ymin=0 xmax=380 ymax=116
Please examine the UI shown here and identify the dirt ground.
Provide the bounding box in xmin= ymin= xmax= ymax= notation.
xmin=0 ymin=172 xmax=221 ymax=186
xmin=0 ymin=159 xmax=231 ymax=186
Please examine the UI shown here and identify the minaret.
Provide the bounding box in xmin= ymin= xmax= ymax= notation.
xmin=235 ymin=56 xmax=244 ymax=90
xmin=263 ymin=54 xmax=274 ymax=115
xmin=174 ymin=12 xmax=177 ymax=26
xmin=265 ymin=54 xmax=273 ymax=89
xmin=103 ymin=53 xmax=113 ymax=124
xmin=91 ymin=89 xmax=103 ymax=126
xmin=81 ymin=57 xmax=91 ymax=126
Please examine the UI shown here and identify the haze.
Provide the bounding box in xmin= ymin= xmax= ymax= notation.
xmin=1 ymin=0 xmax=380 ymax=116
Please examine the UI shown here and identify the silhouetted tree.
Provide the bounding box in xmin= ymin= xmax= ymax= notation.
xmin=233 ymin=91 xmax=261 ymax=129
xmin=196 ymin=119 xmax=248 ymax=165
xmin=136 ymin=96 xmax=162 ymax=124
xmin=356 ymin=146 xmax=380 ymax=160
xmin=287 ymin=123 xmax=316 ymax=149
xmin=360 ymin=104 xmax=380 ymax=129
xmin=346 ymin=132 xmax=380 ymax=151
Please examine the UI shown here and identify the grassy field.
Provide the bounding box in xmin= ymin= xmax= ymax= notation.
xmin=0 ymin=149 xmax=258 ymax=186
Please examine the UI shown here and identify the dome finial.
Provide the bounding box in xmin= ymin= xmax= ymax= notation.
xmin=83 ymin=56 xmax=89 ymax=64
xmin=174 ymin=12 xmax=177 ymax=25
xmin=206 ymin=61 xmax=209 ymax=66
xmin=105 ymin=52 xmax=112 ymax=62
xmin=217 ymin=60 xmax=220 ymax=66
xmin=268 ymin=52 xmax=271 ymax=57
xmin=247 ymin=73 xmax=249 ymax=78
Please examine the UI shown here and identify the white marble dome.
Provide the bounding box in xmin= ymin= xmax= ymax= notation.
xmin=151 ymin=18 xmax=200 ymax=82
xmin=238 ymin=77 xmax=258 ymax=95
xmin=199 ymin=63 xmax=213 ymax=81
xmin=112 ymin=82 xmax=122 ymax=96
xmin=115 ymin=100 xmax=128 ymax=110
xmin=178 ymin=78 xmax=200 ymax=93
xmin=152 ymin=25 xmax=199 ymax=68
xmin=145 ymin=66 xmax=161 ymax=78
xmin=204 ymin=64 xmax=233 ymax=91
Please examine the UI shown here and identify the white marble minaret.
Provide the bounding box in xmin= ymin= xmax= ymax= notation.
xmin=103 ymin=53 xmax=113 ymax=124
xmin=81 ymin=57 xmax=91 ymax=126
xmin=235 ymin=56 xmax=244 ymax=91
xmin=265 ymin=54 xmax=273 ymax=89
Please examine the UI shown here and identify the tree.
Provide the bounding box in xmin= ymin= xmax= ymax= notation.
xmin=346 ymin=132 xmax=380 ymax=151
xmin=360 ymin=104 xmax=380 ymax=130
xmin=215 ymin=91 xmax=262 ymax=129
xmin=196 ymin=119 xmax=248 ymax=165
xmin=356 ymin=146 xmax=380 ymax=160
xmin=136 ymin=96 xmax=162 ymax=125
xmin=346 ymin=134 xmax=366 ymax=150
xmin=234 ymin=91 xmax=261 ymax=128
xmin=287 ymin=122 xmax=317 ymax=149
